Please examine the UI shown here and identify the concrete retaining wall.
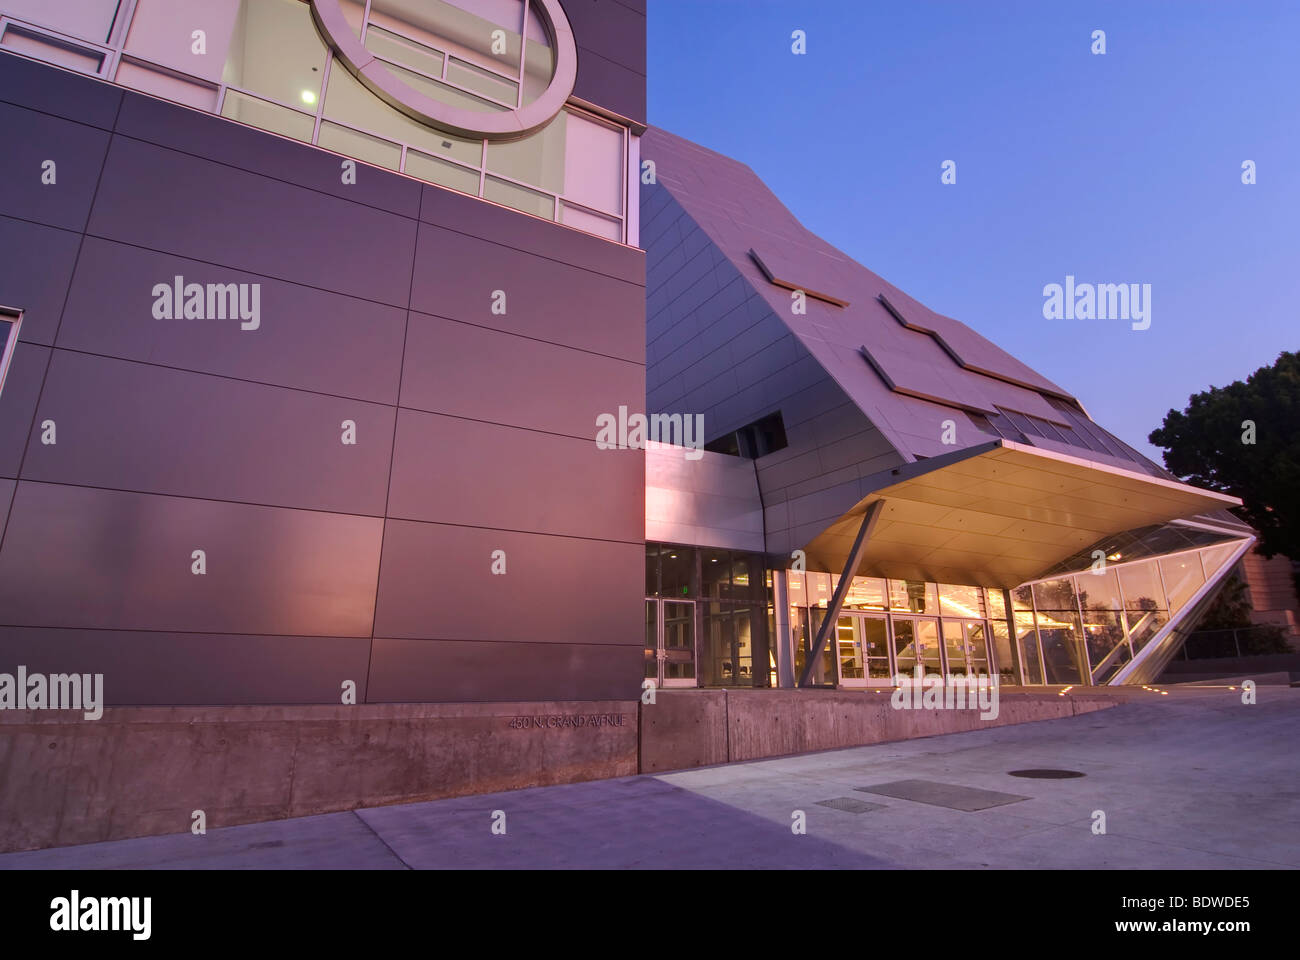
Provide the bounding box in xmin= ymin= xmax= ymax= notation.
xmin=641 ymin=689 xmax=1118 ymax=772
xmin=0 ymin=701 xmax=637 ymax=853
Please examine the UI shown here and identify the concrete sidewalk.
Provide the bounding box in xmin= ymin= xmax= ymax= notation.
xmin=3 ymin=686 xmax=1297 ymax=869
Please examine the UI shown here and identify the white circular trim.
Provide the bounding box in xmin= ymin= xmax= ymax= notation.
xmin=310 ymin=0 xmax=578 ymax=141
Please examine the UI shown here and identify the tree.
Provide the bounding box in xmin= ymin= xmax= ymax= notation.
xmin=1149 ymin=350 xmax=1300 ymax=559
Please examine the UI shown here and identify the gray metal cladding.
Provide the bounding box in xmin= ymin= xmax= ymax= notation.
xmin=0 ymin=51 xmax=646 ymax=704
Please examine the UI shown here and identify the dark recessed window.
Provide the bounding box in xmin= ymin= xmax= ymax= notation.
xmin=705 ymin=410 xmax=788 ymax=460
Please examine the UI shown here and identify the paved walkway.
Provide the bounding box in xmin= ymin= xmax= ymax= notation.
xmin=3 ymin=687 xmax=1297 ymax=869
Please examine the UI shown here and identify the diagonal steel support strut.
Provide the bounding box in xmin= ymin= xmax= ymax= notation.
xmin=797 ymin=499 xmax=886 ymax=688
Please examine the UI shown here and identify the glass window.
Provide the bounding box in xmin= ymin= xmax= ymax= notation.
xmin=804 ymin=572 xmax=833 ymax=609
xmin=1011 ymin=584 xmax=1035 ymax=611
xmin=1124 ymin=607 xmax=1168 ymax=652
xmin=220 ymin=89 xmax=315 ymax=142
xmin=1075 ymin=567 xmax=1123 ymax=611
xmin=115 ymin=60 xmax=217 ymax=110
xmin=889 ymin=579 xmax=937 ymax=614
xmin=560 ymin=204 xmax=621 ymax=241
xmin=317 ymin=121 xmax=401 ymax=169
xmin=1015 ymin=611 xmax=1042 ymax=684
xmin=985 ymin=587 xmax=1007 ymax=621
xmin=1082 ymin=610 xmax=1128 ymax=682
xmin=220 ymin=0 xmax=329 ymax=105
xmin=792 ymin=607 xmax=835 ymax=686
xmin=644 ymin=544 xmax=659 ymax=598
xmin=991 ymin=620 xmax=1017 ymax=685
xmin=939 ymin=583 xmax=984 ymax=619
xmin=786 ymin=572 xmax=807 ymax=607
xmin=660 ymin=546 xmax=693 ymax=599
xmin=841 ymin=576 xmax=887 ymax=611
xmin=1118 ymin=561 xmax=1165 ymax=610
xmin=1032 ymin=577 xmax=1077 ymax=613
xmin=404 ymin=149 xmax=481 ymax=195
xmin=1198 ymin=542 xmax=1242 ymax=581
xmin=835 ymin=616 xmax=864 ymax=680
xmin=1159 ymin=554 xmax=1206 ymax=613
xmin=323 ymin=63 xmax=482 ymax=164
xmin=1036 ymin=609 xmax=1084 ymax=684
xmin=2 ymin=0 xmax=120 ymax=43
xmin=484 ymin=176 xmax=554 ymax=218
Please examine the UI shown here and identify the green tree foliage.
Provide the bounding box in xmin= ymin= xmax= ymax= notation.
xmin=1149 ymin=351 xmax=1300 ymax=559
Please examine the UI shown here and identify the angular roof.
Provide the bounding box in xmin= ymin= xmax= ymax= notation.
xmin=643 ymin=127 xmax=1166 ymax=477
xmin=642 ymin=127 xmax=1250 ymax=584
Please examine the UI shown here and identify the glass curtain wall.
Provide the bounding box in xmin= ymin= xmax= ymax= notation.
xmin=646 ymin=543 xmax=773 ymax=689
xmin=0 ymin=0 xmax=630 ymax=242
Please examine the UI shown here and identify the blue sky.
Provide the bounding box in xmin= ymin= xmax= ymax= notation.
xmin=646 ymin=0 xmax=1300 ymax=462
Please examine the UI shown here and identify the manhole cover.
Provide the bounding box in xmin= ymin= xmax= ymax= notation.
xmin=1007 ymin=769 xmax=1085 ymax=779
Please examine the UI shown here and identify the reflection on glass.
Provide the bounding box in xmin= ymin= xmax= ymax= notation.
xmin=1015 ymin=611 xmax=1043 ymax=684
xmin=1033 ymin=578 xmax=1077 ymax=613
xmin=1125 ymin=606 xmax=1168 ymax=652
xmin=841 ymin=576 xmax=888 ymax=611
xmin=792 ymin=607 xmax=836 ymax=685
xmin=1082 ymin=610 xmax=1129 ymax=682
xmin=1119 ymin=560 xmax=1165 ymax=611
xmin=939 ymin=584 xmax=984 ymax=619
xmin=986 ymin=588 xmax=1008 ymax=621
xmin=1075 ymin=567 xmax=1123 ymax=611
xmin=943 ymin=620 xmax=967 ymax=675
xmin=1159 ymin=554 xmax=1205 ymax=612
xmin=1036 ymin=609 xmax=1084 ymax=684
xmin=966 ymin=622 xmax=989 ymax=676
xmin=1011 ymin=584 xmax=1035 ymax=611
xmin=991 ymin=620 xmax=1018 ymax=685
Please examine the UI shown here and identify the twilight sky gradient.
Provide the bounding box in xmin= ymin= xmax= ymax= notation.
xmin=646 ymin=0 xmax=1300 ymax=463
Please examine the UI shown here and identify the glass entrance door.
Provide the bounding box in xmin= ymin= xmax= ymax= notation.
xmin=644 ymin=598 xmax=697 ymax=688
xmin=892 ymin=617 xmax=941 ymax=677
xmin=833 ymin=613 xmax=893 ymax=686
xmin=942 ymin=619 xmax=990 ymax=676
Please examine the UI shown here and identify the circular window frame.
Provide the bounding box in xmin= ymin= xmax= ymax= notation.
xmin=309 ymin=0 xmax=577 ymax=141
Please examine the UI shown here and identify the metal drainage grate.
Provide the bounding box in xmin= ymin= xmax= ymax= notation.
xmin=1007 ymin=769 xmax=1085 ymax=779
xmin=816 ymin=797 xmax=887 ymax=814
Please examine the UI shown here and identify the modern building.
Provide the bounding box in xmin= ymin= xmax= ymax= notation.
xmin=0 ymin=0 xmax=1263 ymax=851
xmin=0 ymin=0 xmax=648 ymax=705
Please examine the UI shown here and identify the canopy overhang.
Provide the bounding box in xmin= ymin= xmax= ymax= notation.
xmin=801 ymin=440 xmax=1243 ymax=588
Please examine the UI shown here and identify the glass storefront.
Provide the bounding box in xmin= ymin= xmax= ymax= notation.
xmin=647 ymin=537 xmax=1248 ymax=689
